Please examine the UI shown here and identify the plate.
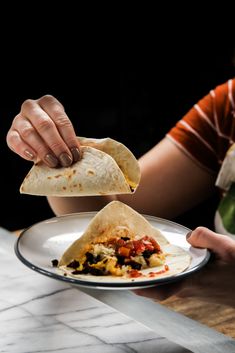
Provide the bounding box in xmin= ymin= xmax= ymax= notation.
xmin=15 ymin=212 xmax=210 ymax=290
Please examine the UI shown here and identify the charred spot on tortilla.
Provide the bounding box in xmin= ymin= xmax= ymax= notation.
xmin=87 ymin=169 xmax=95 ymax=176
xmin=58 ymin=201 xmax=191 ymax=281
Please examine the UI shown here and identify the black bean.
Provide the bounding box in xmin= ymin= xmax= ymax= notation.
xmin=67 ymin=260 xmax=80 ymax=269
xmin=126 ymin=261 xmax=142 ymax=270
xmin=143 ymin=250 xmax=154 ymax=258
xmin=51 ymin=259 xmax=59 ymax=267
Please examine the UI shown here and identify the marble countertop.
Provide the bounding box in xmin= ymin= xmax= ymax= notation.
xmin=0 ymin=227 xmax=234 ymax=353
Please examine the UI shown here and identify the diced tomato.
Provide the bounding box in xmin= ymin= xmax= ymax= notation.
xmin=149 ymin=237 xmax=161 ymax=251
xmin=109 ymin=234 xmax=161 ymax=258
xmin=116 ymin=238 xmax=126 ymax=247
xmin=144 ymin=243 xmax=154 ymax=251
xmin=132 ymin=240 xmax=146 ymax=255
xmin=118 ymin=246 xmax=131 ymax=258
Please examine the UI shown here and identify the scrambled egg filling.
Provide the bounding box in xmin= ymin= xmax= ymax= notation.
xmin=66 ymin=234 xmax=165 ymax=277
xmin=124 ymin=174 xmax=137 ymax=192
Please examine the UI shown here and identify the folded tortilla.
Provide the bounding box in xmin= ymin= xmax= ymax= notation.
xmin=20 ymin=137 xmax=140 ymax=196
xmin=58 ymin=201 xmax=191 ymax=281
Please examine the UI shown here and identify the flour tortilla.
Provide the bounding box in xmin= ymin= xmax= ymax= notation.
xmin=20 ymin=137 xmax=140 ymax=196
xmin=59 ymin=201 xmax=191 ymax=280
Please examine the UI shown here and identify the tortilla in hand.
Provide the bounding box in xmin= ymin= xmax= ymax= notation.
xmin=20 ymin=137 xmax=140 ymax=196
xmin=58 ymin=201 xmax=191 ymax=281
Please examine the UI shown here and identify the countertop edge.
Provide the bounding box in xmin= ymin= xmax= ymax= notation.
xmin=80 ymin=288 xmax=235 ymax=353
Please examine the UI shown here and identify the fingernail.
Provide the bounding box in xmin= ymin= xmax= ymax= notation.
xmin=186 ymin=231 xmax=192 ymax=240
xmin=24 ymin=150 xmax=35 ymax=160
xmin=44 ymin=153 xmax=58 ymax=167
xmin=59 ymin=152 xmax=73 ymax=167
xmin=70 ymin=147 xmax=81 ymax=162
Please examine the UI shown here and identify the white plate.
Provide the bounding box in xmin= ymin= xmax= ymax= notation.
xmin=15 ymin=212 xmax=210 ymax=290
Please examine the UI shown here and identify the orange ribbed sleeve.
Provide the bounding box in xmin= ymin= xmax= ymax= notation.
xmin=167 ymin=78 xmax=235 ymax=174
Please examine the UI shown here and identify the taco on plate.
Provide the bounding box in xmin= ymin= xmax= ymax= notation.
xmin=20 ymin=137 xmax=140 ymax=196
xmin=58 ymin=201 xmax=191 ymax=280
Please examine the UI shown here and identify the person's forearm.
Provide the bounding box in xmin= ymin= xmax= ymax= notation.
xmin=47 ymin=195 xmax=116 ymax=216
xmin=118 ymin=138 xmax=216 ymax=218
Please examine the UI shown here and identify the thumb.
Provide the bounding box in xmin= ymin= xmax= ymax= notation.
xmin=187 ymin=227 xmax=235 ymax=263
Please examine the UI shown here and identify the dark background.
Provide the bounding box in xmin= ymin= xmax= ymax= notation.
xmin=1 ymin=26 xmax=235 ymax=231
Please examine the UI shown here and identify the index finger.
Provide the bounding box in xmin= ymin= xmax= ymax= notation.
xmin=37 ymin=95 xmax=81 ymax=160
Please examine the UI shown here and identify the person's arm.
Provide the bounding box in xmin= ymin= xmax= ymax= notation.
xmin=6 ymin=95 xmax=216 ymax=217
xmin=119 ymin=138 xmax=216 ymax=218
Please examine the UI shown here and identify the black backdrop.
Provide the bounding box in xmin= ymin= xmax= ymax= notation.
xmin=1 ymin=39 xmax=234 ymax=231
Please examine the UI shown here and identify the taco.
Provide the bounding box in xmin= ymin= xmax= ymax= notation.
xmin=58 ymin=201 xmax=191 ymax=281
xmin=20 ymin=137 xmax=140 ymax=196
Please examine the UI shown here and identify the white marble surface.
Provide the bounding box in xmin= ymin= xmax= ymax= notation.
xmin=0 ymin=228 xmax=191 ymax=353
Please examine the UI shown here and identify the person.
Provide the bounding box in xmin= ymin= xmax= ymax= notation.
xmin=6 ymin=78 xmax=235 ymax=266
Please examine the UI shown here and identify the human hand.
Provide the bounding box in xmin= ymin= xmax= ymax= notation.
xmin=6 ymin=95 xmax=81 ymax=167
xmin=187 ymin=226 xmax=235 ymax=263
xmin=134 ymin=227 xmax=235 ymax=302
